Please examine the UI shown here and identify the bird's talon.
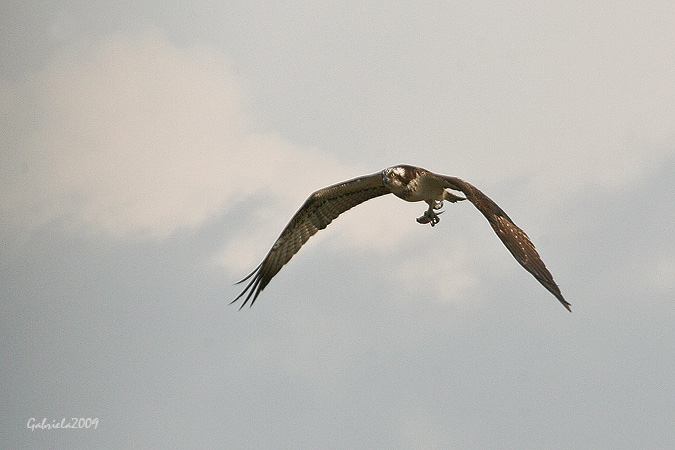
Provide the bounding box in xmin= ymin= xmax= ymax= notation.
xmin=417 ymin=208 xmax=442 ymax=226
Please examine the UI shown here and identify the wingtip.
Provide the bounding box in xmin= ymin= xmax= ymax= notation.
xmin=231 ymin=262 xmax=266 ymax=309
xmin=557 ymin=296 xmax=572 ymax=313
xmin=229 ymin=295 xmax=247 ymax=310
xmin=230 ymin=290 xmax=257 ymax=310
xmin=231 ymin=274 xmax=265 ymax=310
xmin=234 ymin=262 xmax=263 ymax=286
xmin=230 ymin=297 xmax=252 ymax=310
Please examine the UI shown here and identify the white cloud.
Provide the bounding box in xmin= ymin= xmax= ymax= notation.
xmin=1 ymin=30 xmax=424 ymax=264
xmin=3 ymin=32 xmax=245 ymax=236
xmin=0 ymin=32 xmax=363 ymax=240
xmin=3 ymin=19 xmax=671 ymax=306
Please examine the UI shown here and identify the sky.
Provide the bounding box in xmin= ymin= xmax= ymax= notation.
xmin=1 ymin=2 xmax=674 ymax=449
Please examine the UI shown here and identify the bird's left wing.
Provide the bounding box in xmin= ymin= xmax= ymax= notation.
xmin=434 ymin=174 xmax=571 ymax=312
xmin=232 ymin=171 xmax=390 ymax=307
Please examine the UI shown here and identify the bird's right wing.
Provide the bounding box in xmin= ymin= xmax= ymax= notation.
xmin=232 ymin=171 xmax=390 ymax=308
xmin=436 ymin=174 xmax=571 ymax=312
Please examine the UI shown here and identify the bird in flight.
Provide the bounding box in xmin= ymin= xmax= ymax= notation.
xmin=233 ymin=165 xmax=571 ymax=312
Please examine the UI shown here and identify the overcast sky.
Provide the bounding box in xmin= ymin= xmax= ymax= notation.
xmin=2 ymin=2 xmax=674 ymax=449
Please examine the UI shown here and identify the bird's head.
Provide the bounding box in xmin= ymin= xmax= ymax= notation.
xmin=382 ymin=165 xmax=422 ymax=198
xmin=383 ymin=165 xmax=411 ymax=182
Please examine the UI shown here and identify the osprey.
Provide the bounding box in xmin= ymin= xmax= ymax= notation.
xmin=233 ymin=165 xmax=571 ymax=312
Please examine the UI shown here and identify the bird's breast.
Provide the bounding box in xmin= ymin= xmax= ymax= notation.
xmin=395 ymin=175 xmax=446 ymax=203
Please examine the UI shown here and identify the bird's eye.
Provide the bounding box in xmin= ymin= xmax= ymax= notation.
xmin=389 ymin=172 xmax=396 ymax=179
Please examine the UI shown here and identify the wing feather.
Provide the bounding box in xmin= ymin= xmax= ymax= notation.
xmin=436 ymin=174 xmax=571 ymax=312
xmin=232 ymin=172 xmax=390 ymax=307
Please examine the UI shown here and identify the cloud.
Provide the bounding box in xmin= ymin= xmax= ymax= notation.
xmin=3 ymin=32 xmax=242 ymax=236
xmin=0 ymin=30 xmax=425 ymax=275
xmin=0 ymin=32 xmax=361 ymax=240
xmin=4 ymin=26 xmax=671 ymax=304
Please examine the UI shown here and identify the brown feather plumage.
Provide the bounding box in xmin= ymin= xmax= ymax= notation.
xmin=233 ymin=165 xmax=570 ymax=312
xmin=232 ymin=172 xmax=389 ymax=307
xmin=435 ymin=174 xmax=571 ymax=311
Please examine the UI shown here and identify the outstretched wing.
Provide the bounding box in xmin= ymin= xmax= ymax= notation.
xmin=435 ymin=174 xmax=571 ymax=312
xmin=232 ymin=172 xmax=390 ymax=308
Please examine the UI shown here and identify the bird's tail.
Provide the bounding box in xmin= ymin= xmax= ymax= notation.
xmin=443 ymin=190 xmax=467 ymax=203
